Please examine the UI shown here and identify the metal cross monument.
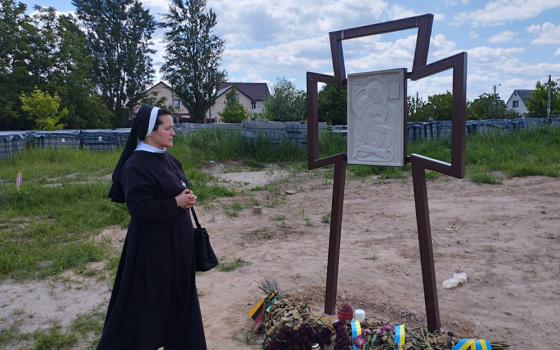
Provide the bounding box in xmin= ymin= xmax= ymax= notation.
xmin=306 ymin=14 xmax=467 ymax=332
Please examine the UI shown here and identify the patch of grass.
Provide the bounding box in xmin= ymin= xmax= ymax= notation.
xmin=32 ymin=322 xmax=78 ymax=350
xmin=273 ymin=214 xmax=288 ymax=228
xmin=263 ymin=182 xmax=285 ymax=208
xmin=0 ymin=324 xmax=23 ymax=348
xmin=70 ymin=307 xmax=105 ymax=348
xmin=0 ymin=148 xmax=120 ymax=183
xmin=469 ymin=169 xmax=503 ymax=184
xmin=0 ymin=183 xmax=127 ymax=280
xmin=364 ymin=254 xmax=379 ymax=261
xmin=218 ymin=257 xmax=248 ymax=272
xmin=0 ymin=143 xmax=237 ymax=281
xmin=322 ymin=213 xmax=331 ymax=224
xmin=378 ymin=167 xmax=406 ymax=180
xmin=243 ymin=159 xmax=266 ymax=169
xmin=465 ymin=127 xmax=560 ymax=180
xmin=425 ymin=170 xmax=440 ymax=180
xmin=236 ymin=331 xmax=260 ymax=345
xmin=249 ymin=228 xmax=276 ymax=240
xmin=178 ymin=129 xmax=305 ymax=165
xmin=223 ymin=203 xmax=244 ymax=217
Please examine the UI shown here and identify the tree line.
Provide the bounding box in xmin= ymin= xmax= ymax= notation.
xmin=0 ymin=0 xmax=224 ymax=130
xmin=261 ymin=78 xmax=560 ymax=124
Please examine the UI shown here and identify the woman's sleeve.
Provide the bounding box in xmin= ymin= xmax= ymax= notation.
xmin=170 ymin=155 xmax=191 ymax=188
xmin=122 ymin=165 xmax=183 ymax=223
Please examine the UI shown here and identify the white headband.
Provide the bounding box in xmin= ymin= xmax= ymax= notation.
xmin=146 ymin=107 xmax=159 ymax=138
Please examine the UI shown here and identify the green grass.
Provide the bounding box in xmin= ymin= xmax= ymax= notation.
xmin=313 ymin=126 xmax=560 ymax=182
xmin=223 ymin=202 xmax=244 ymax=217
xmin=0 ymin=308 xmax=105 ymax=350
xmin=176 ymin=129 xmax=305 ymax=165
xmin=32 ymin=323 xmax=78 ymax=350
xmin=0 ymin=182 xmax=128 ymax=280
xmin=218 ymin=257 xmax=248 ymax=272
xmin=0 ymin=140 xmax=234 ymax=281
xmin=0 ymin=148 xmax=120 ymax=182
xmin=466 ymin=127 xmax=560 ymax=181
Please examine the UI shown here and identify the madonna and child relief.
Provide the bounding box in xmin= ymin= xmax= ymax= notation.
xmin=347 ymin=69 xmax=405 ymax=166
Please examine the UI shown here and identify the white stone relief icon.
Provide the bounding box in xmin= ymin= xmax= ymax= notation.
xmin=347 ymin=69 xmax=405 ymax=166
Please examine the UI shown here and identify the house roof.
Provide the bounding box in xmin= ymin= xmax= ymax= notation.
xmin=512 ymin=89 xmax=534 ymax=103
xmin=218 ymin=82 xmax=270 ymax=101
xmin=145 ymin=81 xmax=173 ymax=92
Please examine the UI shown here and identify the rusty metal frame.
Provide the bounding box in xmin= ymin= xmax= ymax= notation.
xmin=306 ymin=14 xmax=467 ymax=331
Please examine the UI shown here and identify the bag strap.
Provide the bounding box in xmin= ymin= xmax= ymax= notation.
xmin=190 ymin=207 xmax=202 ymax=229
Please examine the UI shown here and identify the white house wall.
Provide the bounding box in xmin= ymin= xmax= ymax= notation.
xmin=506 ymin=91 xmax=528 ymax=116
xmin=143 ymin=83 xmax=190 ymax=116
xmin=207 ymin=89 xmax=259 ymax=122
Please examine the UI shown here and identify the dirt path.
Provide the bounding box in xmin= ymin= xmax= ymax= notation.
xmin=2 ymin=171 xmax=559 ymax=349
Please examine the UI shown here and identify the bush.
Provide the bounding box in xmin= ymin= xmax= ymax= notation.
xmin=220 ymin=88 xmax=248 ymax=123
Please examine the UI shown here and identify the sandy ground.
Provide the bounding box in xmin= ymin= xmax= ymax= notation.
xmin=1 ymin=168 xmax=559 ymax=349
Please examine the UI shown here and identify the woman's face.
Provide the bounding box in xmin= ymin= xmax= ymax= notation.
xmin=146 ymin=114 xmax=175 ymax=149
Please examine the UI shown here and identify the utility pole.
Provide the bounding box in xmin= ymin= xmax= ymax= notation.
xmin=547 ymin=75 xmax=552 ymax=119
xmin=493 ymin=84 xmax=501 ymax=118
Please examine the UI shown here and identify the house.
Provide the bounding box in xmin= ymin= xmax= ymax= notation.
xmin=506 ymin=89 xmax=534 ymax=116
xmin=207 ymin=82 xmax=270 ymax=123
xmin=138 ymin=81 xmax=270 ymax=123
xmin=138 ymin=81 xmax=190 ymax=123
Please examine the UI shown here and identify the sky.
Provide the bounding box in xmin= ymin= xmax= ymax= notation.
xmin=20 ymin=0 xmax=560 ymax=102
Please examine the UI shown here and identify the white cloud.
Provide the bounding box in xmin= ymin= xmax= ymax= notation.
xmin=455 ymin=0 xmax=560 ymax=26
xmin=487 ymin=31 xmax=516 ymax=44
xmin=388 ymin=5 xmax=444 ymax=21
xmin=389 ymin=5 xmax=418 ymax=19
xmin=468 ymin=46 xmax=524 ymax=63
xmin=469 ymin=31 xmax=479 ymax=39
xmin=555 ymin=48 xmax=560 ymax=56
xmin=223 ymin=35 xmax=332 ymax=83
xmin=430 ymin=34 xmax=458 ymax=58
xmin=140 ymin=0 xmax=170 ymax=14
xmin=212 ymin=0 xmax=389 ymax=47
xmin=527 ymin=22 xmax=560 ymax=45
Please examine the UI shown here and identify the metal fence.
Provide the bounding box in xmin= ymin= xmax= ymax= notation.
xmin=0 ymin=129 xmax=130 ymax=160
xmin=1 ymin=118 xmax=559 ymax=160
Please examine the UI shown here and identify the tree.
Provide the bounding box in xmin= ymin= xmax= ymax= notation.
xmin=526 ymin=80 xmax=560 ymax=117
xmin=20 ymin=89 xmax=68 ymax=130
xmin=219 ymin=88 xmax=248 ymax=123
xmin=467 ymin=92 xmax=516 ymax=119
xmin=33 ymin=8 xmax=113 ymax=129
xmin=419 ymin=91 xmax=453 ymax=121
xmin=264 ymin=78 xmax=306 ymax=122
xmin=162 ymin=0 xmax=226 ymax=123
xmin=407 ymin=94 xmax=428 ymax=121
xmin=318 ymin=84 xmax=346 ymax=125
xmin=0 ymin=0 xmax=36 ymax=130
xmin=73 ymin=0 xmax=156 ymax=127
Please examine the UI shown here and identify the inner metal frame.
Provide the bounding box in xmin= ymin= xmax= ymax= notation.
xmin=306 ymin=13 xmax=467 ymax=331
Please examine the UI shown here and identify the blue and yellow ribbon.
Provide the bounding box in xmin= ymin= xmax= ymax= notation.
xmin=394 ymin=324 xmax=406 ymax=350
xmin=351 ymin=319 xmax=362 ymax=350
xmin=452 ymin=339 xmax=493 ymax=350
xmin=394 ymin=324 xmax=405 ymax=350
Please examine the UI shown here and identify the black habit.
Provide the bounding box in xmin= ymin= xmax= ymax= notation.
xmin=98 ymin=150 xmax=206 ymax=349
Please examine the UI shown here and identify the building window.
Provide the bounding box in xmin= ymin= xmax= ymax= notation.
xmin=172 ymin=99 xmax=181 ymax=109
xmin=251 ymin=101 xmax=256 ymax=109
xmin=513 ymin=100 xmax=519 ymax=108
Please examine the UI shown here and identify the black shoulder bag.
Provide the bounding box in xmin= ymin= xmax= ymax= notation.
xmin=190 ymin=207 xmax=218 ymax=272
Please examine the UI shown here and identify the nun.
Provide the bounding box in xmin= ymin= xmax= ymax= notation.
xmin=99 ymin=105 xmax=206 ymax=349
